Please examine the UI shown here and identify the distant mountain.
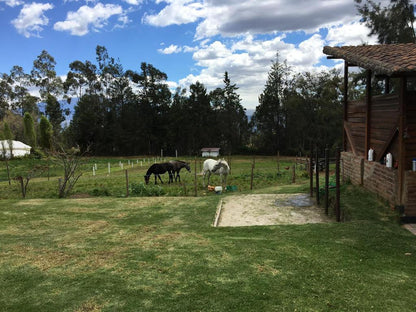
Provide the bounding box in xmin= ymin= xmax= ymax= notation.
xmin=246 ymin=109 xmax=254 ymax=121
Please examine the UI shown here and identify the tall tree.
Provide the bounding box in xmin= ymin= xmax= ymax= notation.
xmin=211 ymin=72 xmax=248 ymax=153
xmin=10 ymin=66 xmax=32 ymax=115
xmin=31 ymin=50 xmax=63 ymax=100
xmin=251 ymin=56 xmax=292 ymax=154
xmin=45 ymin=94 xmax=65 ymax=135
xmin=187 ymin=81 xmax=214 ymax=154
xmin=0 ymin=73 xmax=13 ymax=119
xmin=23 ymin=112 xmax=36 ymax=147
xmin=39 ymin=115 xmax=53 ymax=150
xmin=355 ymin=0 xmax=416 ymax=43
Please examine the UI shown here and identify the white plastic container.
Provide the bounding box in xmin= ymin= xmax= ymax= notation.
xmin=368 ymin=148 xmax=374 ymax=161
xmin=412 ymin=159 xmax=416 ymax=172
xmin=214 ymin=186 xmax=223 ymax=194
xmin=386 ymin=153 xmax=393 ymax=168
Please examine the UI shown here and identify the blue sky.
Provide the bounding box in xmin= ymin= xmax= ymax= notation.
xmin=0 ymin=0 xmax=380 ymax=110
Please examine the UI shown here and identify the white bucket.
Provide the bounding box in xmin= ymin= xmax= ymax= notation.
xmin=214 ymin=186 xmax=223 ymax=194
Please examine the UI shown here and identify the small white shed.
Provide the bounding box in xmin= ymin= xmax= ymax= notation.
xmin=0 ymin=140 xmax=31 ymax=158
xmin=201 ymin=147 xmax=220 ymax=157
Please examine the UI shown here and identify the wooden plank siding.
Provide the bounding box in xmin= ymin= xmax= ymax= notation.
xmin=405 ymin=92 xmax=416 ymax=170
xmin=345 ymin=95 xmax=400 ymax=160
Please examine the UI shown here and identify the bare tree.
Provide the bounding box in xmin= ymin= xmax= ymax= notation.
xmin=53 ymin=146 xmax=89 ymax=198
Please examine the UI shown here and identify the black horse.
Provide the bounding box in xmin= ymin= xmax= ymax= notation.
xmin=169 ymin=160 xmax=191 ymax=182
xmin=144 ymin=162 xmax=174 ymax=184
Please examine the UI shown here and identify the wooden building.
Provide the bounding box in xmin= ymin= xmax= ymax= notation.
xmin=201 ymin=147 xmax=220 ymax=157
xmin=323 ymin=43 xmax=416 ymax=218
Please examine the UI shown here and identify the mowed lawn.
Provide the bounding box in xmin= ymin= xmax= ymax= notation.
xmin=1 ymin=186 xmax=416 ymax=311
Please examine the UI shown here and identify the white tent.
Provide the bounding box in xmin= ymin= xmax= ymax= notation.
xmin=0 ymin=140 xmax=31 ymax=158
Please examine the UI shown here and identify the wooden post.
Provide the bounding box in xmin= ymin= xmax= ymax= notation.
xmin=309 ymin=146 xmax=313 ymax=197
xmin=125 ymin=169 xmax=129 ymax=197
xmin=291 ymin=164 xmax=296 ymax=184
xmin=343 ymin=61 xmax=349 ymax=152
xmin=325 ymin=148 xmax=329 ymax=215
xmin=365 ymin=69 xmax=372 ymax=158
xmin=315 ymin=147 xmax=320 ymax=205
xmin=277 ymin=151 xmax=280 ymax=173
xmin=250 ymin=156 xmax=255 ymax=190
xmin=398 ymin=76 xmax=407 ymax=205
xmin=194 ymin=157 xmax=198 ymax=197
xmin=335 ymin=148 xmax=341 ymax=222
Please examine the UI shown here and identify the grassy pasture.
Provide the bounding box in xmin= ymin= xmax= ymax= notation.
xmin=0 ymin=156 xmax=308 ymax=199
xmin=1 ymin=156 xmax=416 ymax=311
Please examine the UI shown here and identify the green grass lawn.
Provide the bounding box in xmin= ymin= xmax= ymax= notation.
xmin=1 ymin=181 xmax=416 ymax=311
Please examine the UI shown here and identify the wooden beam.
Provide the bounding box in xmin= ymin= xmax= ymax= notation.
xmin=365 ymin=70 xmax=372 ymax=159
xmin=398 ymin=77 xmax=407 ymax=205
xmin=375 ymin=124 xmax=399 ymax=162
xmin=344 ymin=122 xmax=357 ymax=156
xmin=343 ymin=61 xmax=349 ymax=152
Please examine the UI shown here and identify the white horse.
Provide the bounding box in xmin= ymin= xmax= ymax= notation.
xmin=202 ymin=158 xmax=230 ymax=187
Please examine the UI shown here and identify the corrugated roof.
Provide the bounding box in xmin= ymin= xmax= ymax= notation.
xmin=323 ymin=43 xmax=416 ymax=76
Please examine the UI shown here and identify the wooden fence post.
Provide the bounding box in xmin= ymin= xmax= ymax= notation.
xmin=335 ymin=148 xmax=341 ymax=222
xmin=309 ymin=147 xmax=313 ymax=197
xmin=291 ymin=164 xmax=296 ymax=184
xmin=325 ymin=147 xmax=329 ymax=215
xmin=315 ymin=147 xmax=320 ymax=205
xmin=250 ymin=156 xmax=255 ymax=190
xmin=125 ymin=169 xmax=129 ymax=197
xmin=194 ymin=157 xmax=198 ymax=197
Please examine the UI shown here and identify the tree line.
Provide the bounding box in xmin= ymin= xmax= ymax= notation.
xmin=0 ymin=46 xmax=345 ymax=157
xmin=2 ymin=0 xmax=412 ymax=157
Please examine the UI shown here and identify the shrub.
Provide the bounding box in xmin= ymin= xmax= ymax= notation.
xmin=129 ymin=182 xmax=166 ymax=196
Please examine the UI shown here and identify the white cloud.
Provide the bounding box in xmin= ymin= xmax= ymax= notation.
xmin=158 ymin=44 xmax=182 ymax=54
xmin=143 ymin=0 xmax=358 ymax=39
xmin=54 ymin=3 xmax=123 ymax=36
xmin=143 ymin=0 xmax=205 ymax=26
xmin=122 ymin=0 xmax=143 ymax=5
xmin=11 ymin=2 xmax=54 ymax=38
xmin=0 ymin=0 xmax=23 ymax=7
xmin=326 ymin=22 xmax=379 ymax=46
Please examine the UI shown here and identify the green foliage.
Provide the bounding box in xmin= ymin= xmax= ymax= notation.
xmin=129 ymin=182 xmax=166 ymax=196
xmin=23 ymin=112 xmax=36 ymax=147
xmin=355 ymin=0 xmax=416 ymax=44
xmin=39 ymin=115 xmax=53 ymax=150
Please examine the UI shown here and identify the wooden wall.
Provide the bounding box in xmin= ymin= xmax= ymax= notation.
xmin=405 ymin=91 xmax=416 ymax=170
xmin=345 ymin=95 xmax=400 ymax=162
xmin=345 ymin=99 xmax=366 ymax=156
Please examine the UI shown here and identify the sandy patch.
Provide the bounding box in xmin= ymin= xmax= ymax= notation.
xmin=216 ymin=193 xmax=331 ymax=227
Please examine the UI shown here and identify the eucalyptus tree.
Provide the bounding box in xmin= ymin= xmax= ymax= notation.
xmin=31 ymin=50 xmax=65 ymax=137
xmin=0 ymin=73 xmax=13 ymax=119
xmin=64 ymin=60 xmax=100 ymax=99
xmin=10 ymin=66 xmax=33 ymax=115
xmin=125 ymin=62 xmax=172 ymax=154
xmin=355 ymin=0 xmax=416 ymax=44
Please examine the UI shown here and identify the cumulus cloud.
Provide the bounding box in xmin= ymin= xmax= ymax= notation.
xmin=54 ymin=3 xmax=123 ymax=36
xmin=0 ymin=0 xmax=23 ymax=7
xmin=122 ymin=0 xmax=143 ymax=4
xmin=144 ymin=0 xmax=357 ymax=39
xmin=11 ymin=2 xmax=54 ymax=38
xmin=143 ymin=0 xmax=205 ymax=26
xmin=326 ymin=22 xmax=379 ymax=46
xmin=158 ymin=44 xmax=182 ymax=54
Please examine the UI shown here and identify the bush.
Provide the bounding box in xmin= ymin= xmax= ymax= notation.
xmin=129 ymin=182 xmax=166 ymax=196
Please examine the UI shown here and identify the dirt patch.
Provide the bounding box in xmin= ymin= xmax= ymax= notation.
xmin=216 ymin=193 xmax=331 ymax=227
